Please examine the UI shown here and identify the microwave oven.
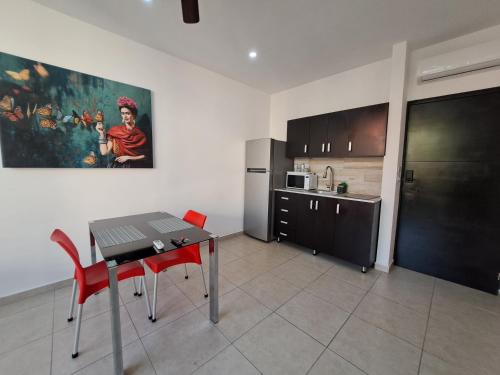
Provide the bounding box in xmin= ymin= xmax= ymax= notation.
xmin=286 ymin=172 xmax=318 ymax=190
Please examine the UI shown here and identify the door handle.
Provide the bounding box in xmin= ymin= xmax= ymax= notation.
xmin=348 ymin=141 xmax=352 ymax=152
xmin=281 ymin=209 xmax=288 ymax=213
xmin=309 ymin=200 xmax=313 ymax=210
xmin=315 ymin=200 xmax=319 ymax=211
xmin=327 ymin=142 xmax=331 ymax=152
xmin=280 ymin=220 xmax=288 ymax=225
xmin=304 ymin=144 xmax=308 ymax=153
xmin=281 ymin=196 xmax=289 ymax=200
xmin=336 ymin=203 xmax=340 ymax=214
xmin=279 ymin=232 xmax=288 ymax=237
xmin=321 ymin=143 xmax=325 ymax=152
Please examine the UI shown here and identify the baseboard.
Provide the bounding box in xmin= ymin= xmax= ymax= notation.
xmin=219 ymin=231 xmax=244 ymax=240
xmin=0 ymin=277 xmax=73 ymax=307
xmin=375 ymin=259 xmax=394 ymax=273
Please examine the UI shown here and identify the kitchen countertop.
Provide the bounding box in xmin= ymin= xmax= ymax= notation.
xmin=274 ymin=188 xmax=381 ymax=203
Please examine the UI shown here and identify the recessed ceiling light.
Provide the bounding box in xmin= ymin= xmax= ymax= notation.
xmin=249 ymin=51 xmax=258 ymax=59
xmin=144 ymin=0 xmax=153 ymax=3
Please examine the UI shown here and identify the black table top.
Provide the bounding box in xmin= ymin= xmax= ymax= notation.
xmin=89 ymin=211 xmax=213 ymax=266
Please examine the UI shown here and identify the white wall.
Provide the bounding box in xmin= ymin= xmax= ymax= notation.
xmin=0 ymin=0 xmax=270 ymax=297
xmin=270 ymin=59 xmax=392 ymax=140
xmin=407 ymin=24 xmax=500 ymax=101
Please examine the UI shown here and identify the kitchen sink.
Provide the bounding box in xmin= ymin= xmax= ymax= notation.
xmin=315 ymin=190 xmax=338 ymax=196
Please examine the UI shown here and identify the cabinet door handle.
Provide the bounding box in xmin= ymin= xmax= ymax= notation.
xmin=280 ymin=220 xmax=288 ymax=225
xmin=321 ymin=143 xmax=325 ymax=152
xmin=327 ymin=142 xmax=331 ymax=152
xmin=336 ymin=203 xmax=340 ymax=214
xmin=281 ymin=209 xmax=288 ymax=213
xmin=348 ymin=141 xmax=352 ymax=152
xmin=304 ymin=144 xmax=308 ymax=153
xmin=279 ymin=232 xmax=288 ymax=237
xmin=309 ymin=200 xmax=313 ymax=210
xmin=281 ymin=196 xmax=289 ymax=200
xmin=315 ymin=200 xmax=319 ymax=211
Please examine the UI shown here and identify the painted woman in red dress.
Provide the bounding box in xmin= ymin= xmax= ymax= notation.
xmin=96 ymin=96 xmax=147 ymax=168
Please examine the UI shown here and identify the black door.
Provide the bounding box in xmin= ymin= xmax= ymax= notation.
xmin=295 ymin=194 xmax=315 ymax=248
xmin=396 ymin=88 xmax=500 ymax=294
xmin=347 ymin=103 xmax=388 ymax=157
xmin=286 ymin=118 xmax=310 ymax=158
xmin=309 ymin=114 xmax=329 ymax=157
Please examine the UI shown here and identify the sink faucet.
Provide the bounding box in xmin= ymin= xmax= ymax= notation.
xmin=322 ymin=166 xmax=334 ymax=191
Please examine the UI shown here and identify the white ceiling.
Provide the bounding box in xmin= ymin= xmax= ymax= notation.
xmin=33 ymin=0 xmax=500 ymax=93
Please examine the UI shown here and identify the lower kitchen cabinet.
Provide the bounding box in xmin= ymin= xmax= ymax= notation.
xmin=332 ymin=199 xmax=380 ymax=271
xmin=274 ymin=191 xmax=380 ymax=271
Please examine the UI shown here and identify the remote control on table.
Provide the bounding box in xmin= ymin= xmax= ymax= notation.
xmin=153 ymin=240 xmax=164 ymax=252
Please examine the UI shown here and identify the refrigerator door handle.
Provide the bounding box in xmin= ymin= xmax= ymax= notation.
xmin=315 ymin=200 xmax=318 ymax=211
xmin=309 ymin=200 xmax=313 ymax=210
xmin=321 ymin=143 xmax=325 ymax=153
xmin=327 ymin=142 xmax=331 ymax=152
xmin=246 ymin=168 xmax=269 ymax=173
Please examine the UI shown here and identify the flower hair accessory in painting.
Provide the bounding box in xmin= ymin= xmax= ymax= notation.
xmin=116 ymin=96 xmax=138 ymax=116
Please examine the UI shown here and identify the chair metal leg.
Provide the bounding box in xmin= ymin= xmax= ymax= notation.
xmin=72 ymin=304 xmax=83 ymax=358
xmin=132 ymin=278 xmax=138 ymax=296
xmin=138 ymin=277 xmax=143 ymax=296
xmin=184 ymin=264 xmax=189 ymax=279
xmin=152 ymin=273 xmax=158 ymax=322
xmin=200 ymin=265 xmax=208 ymax=298
xmin=141 ymin=276 xmax=152 ymax=320
xmin=67 ymin=279 xmax=77 ymax=322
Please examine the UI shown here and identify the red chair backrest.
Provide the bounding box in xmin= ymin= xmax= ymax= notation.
xmin=50 ymin=229 xmax=86 ymax=284
xmin=183 ymin=210 xmax=207 ymax=229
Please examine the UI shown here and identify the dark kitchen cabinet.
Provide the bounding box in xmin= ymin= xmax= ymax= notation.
xmin=274 ymin=191 xmax=298 ymax=242
xmin=286 ymin=103 xmax=388 ymax=159
xmin=347 ymin=103 xmax=388 ymax=157
xmin=274 ymin=190 xmax=380 ymax=272
xmin=295 ymin=194 xmax=335 ymax=253
xmin=327 ymin=111 xmax=349 ymax=157
xmin=309 ymin=114 xmax=329 ymax=157
xmin=286 ymin=118 xmax=310 ymax=158
xmin=332 ymin=199 xmax=380 ymax=270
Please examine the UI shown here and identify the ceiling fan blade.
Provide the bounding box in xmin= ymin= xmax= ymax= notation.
xmin=181 ymin=0 xmax=200 ymax=24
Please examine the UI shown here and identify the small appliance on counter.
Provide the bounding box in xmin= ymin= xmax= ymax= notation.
xmin=286 ymin=171 xmax=318 ymax=190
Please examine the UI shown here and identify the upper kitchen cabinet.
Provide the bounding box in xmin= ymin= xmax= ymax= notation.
xmin=327 ymin=111 xmax=349 ymax=157
xmin=286 ymin=103 xmax=388 ymax=158
xmin=346 ymin=103 xmax=389 ymax=157
xmin=286 ymin=117 xmax=310 ymax=158
xmin=309 ymin=114 xmax=329 ymax=157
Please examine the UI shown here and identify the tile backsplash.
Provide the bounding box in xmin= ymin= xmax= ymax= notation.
xmin=294 ymin=157 xmax=383 ymax=196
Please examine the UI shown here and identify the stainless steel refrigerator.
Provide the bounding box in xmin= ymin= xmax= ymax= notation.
xmin=244 ymin=138 xmax=293 ymax=241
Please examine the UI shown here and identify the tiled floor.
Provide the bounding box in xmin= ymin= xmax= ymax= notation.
xmin=1 ymin=234 xmax=499 ymax=375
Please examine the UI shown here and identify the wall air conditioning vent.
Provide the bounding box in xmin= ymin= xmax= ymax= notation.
xmin=418 ymin=39 xmax=500 ymax=82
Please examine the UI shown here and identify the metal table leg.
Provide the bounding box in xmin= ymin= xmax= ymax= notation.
xmin=108 ymin=263 xmax=124 ymax=375
xmin=208 ymin=235 xmax=219 ymax=323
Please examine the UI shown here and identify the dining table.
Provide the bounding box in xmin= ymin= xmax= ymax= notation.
xmin=88 ymin=211 xmax=219 ymax=375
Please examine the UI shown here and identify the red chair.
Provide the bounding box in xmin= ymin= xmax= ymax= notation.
xmin=144 ymin=210 xmax=208 ymax=322
xmin=50 ymin=229 xmax=152 ymax=358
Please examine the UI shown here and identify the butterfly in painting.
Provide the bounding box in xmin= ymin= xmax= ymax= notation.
xmin=39 ymin=118 xmax=57 ymax=129
xmin=95 ymin=110 xmax=104 ymax=123
xmin=2 ymin=106 xmax=24 ymax=122
xmin=0 ymin=95 xmax=14 ymax=112
xmin=5 ymin=69 xmax=30 ymax=81
xmin=37 ymin=104 xmax=52 ymax=117
xmin=33 ymin=62 xmax=49 ymax=78
xmin=83 ymin=151 xmax=97 ymax=166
